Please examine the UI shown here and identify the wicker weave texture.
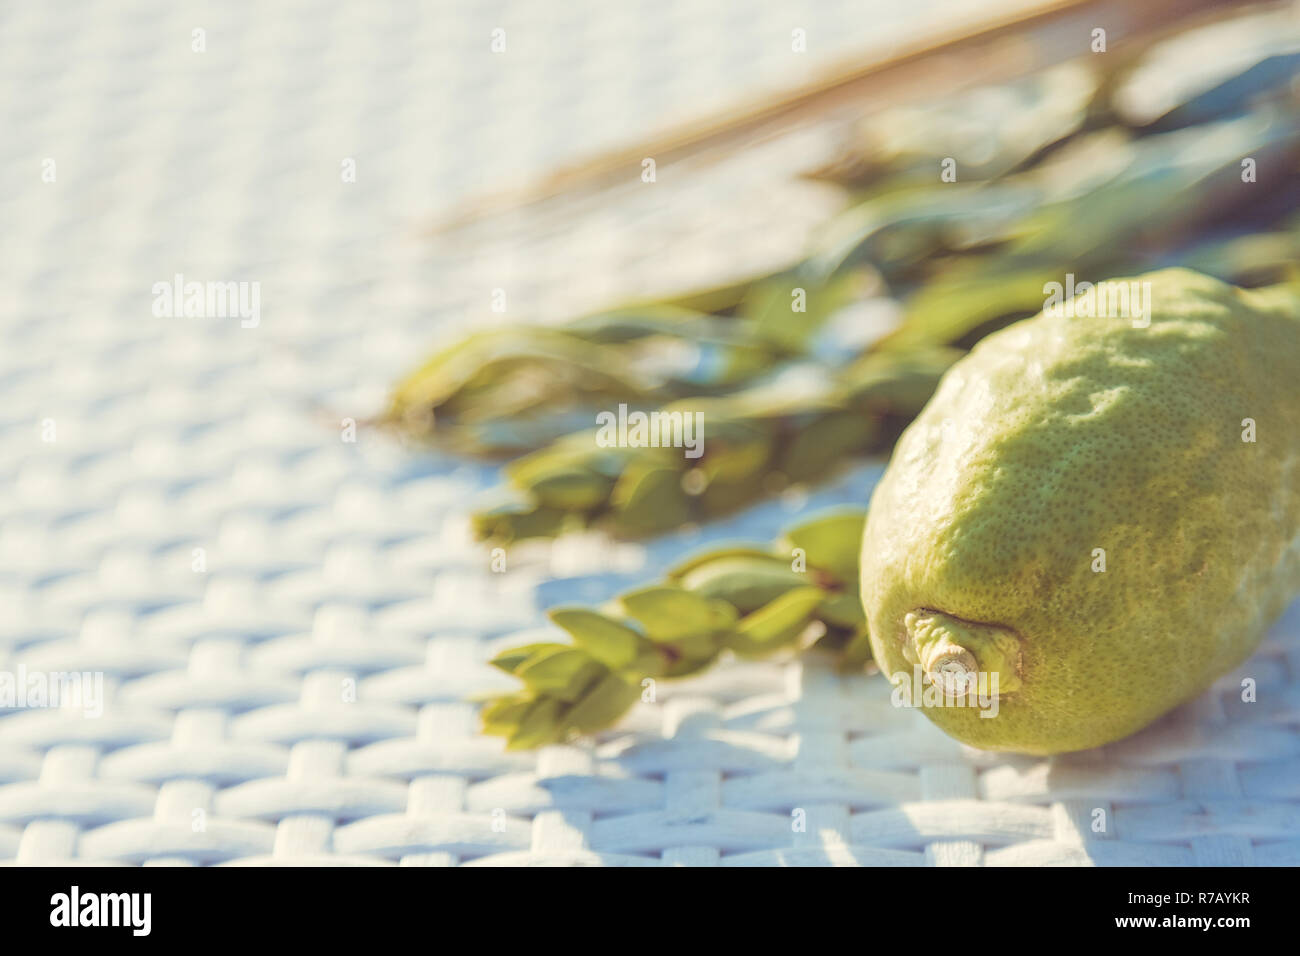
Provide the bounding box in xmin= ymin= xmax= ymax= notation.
xmin=2 ymin=0 xmax=1298 ymax=866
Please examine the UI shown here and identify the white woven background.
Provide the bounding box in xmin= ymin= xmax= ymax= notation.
xmin=2 ymin=0 xmax=1298 ymax=866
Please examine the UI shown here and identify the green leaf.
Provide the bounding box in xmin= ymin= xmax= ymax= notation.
xmin=695 ymin=420 xmax=773 ymax=485
xmin=782 ymin=511 xmax=867 ymax=582
xmin=662 ymin=651 xmax=723 ymax=679
xmin=677 ymin=556 xmax=810 ymax=613
xmin=549 ymin=608 xmax=642 ymax=670
xmin=666 ymin=545 xmax=783 ymax=579
xmin=632 ymin=646 xmax=671 ymax=680
xmin=879 ymin=263 xmax=1055 ymax=351
xmin=489 ymin=642 xmax=571 ymax=675
xmin=609 ymin=464 xmax=690 ymax=537
xmin=664 ymin=630 xmax=721 ymax=663
xmin=563 ymin=305 xmax=716 ymax=344
xmin=480 ymin=694 xmax=532 ymax=736
xmin=697 ymin=473 xmax=768 ymax=519
xmin=657 ymin=271 xmax=774 ymax=315
xmin=776 ymin=411 xmax=874 ymax=482
xmin=739 ymin=586 xmax=826 ymax=638
xmin=388 ymin=327 xmax=648 ymax=430
xmin=507 ymin=698 xmax=566 ymax=750
xmin=707 ymin=599 xmax=739 ymax=629
xmin=560 ymin=673 xmax=642 ymax=734
xmin=837 ymin=347 xmax=961 ymax=411
xmin=619 ymin=585 xmax=718 ymax=642
xmin=819 ymin=592 xmax=867 ymax=629
xmin=516 ymin=648 xmax=607 ymax=702
xmin=726 ymin=586 xmax=826 ymax=656
xmin=742 ymin=267 xmax=870 ymax=352
xmin=472 ymin=503 xmax=574 ymax=543
xmin=520 ymin=465 xmax=614 ymax=511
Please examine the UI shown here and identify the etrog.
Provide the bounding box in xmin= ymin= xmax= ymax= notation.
xmin=860 ymin=268 xmax=1300 ymax=754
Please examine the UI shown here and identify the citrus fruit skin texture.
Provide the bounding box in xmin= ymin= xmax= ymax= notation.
xmin=860 ymin=269 xmax=1300 ymax=754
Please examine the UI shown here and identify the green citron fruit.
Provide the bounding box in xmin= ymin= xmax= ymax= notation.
xmin=860 ymin=269 xmax=1300 ymax=754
